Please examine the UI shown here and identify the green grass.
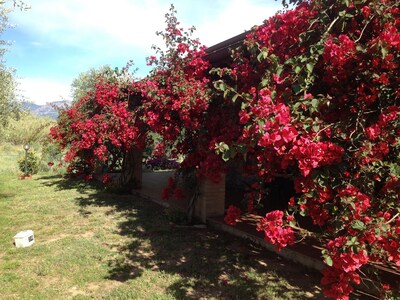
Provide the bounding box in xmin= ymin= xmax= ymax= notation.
xmin=0 ymin=150 xmax=326 ymax=299
xmin=0 ymin=143 xmax=24 ymax=174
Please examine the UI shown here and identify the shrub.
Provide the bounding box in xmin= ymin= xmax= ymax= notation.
xmin=18 ymin=151 xmax=39 ymax=175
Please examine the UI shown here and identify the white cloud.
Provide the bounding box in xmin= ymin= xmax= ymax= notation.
xmin=18 ymin=77 xmax=72 ymax=105
xmin=12 ymin=0 xmax=281 ymax=50
xmin=9 ymin=0 xmax=282 ymax=105
xmin=11 ymin=0 xmax=169 ymax=51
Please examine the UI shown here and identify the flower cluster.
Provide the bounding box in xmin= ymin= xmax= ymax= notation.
xmin=50 ymin=74 xmax=146 ymax=180
xmin=257 ymin=210 xmax=295 ymax=252
xmin=321 ymin=237 xmax=369 ymax=300
xmin=224 ymin=205 xmax=242 ymax=225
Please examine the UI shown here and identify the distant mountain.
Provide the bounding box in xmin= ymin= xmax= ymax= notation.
xmin=22 ymin=101 xmax=71 ymax=119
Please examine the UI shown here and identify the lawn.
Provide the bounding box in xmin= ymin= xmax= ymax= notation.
xmin=0 ymin=160 xmax=326 ymax=299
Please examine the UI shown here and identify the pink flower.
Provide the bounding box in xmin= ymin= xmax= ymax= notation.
xmin=257 ymin=210 xmax=295 ymax=251
xmin=365 ymin=124 xmax=380 ymax=140
xmin=102 ymin=173 xmax=111 ymax=184
xmin=177 ymin=43 xmax=189 ymax=53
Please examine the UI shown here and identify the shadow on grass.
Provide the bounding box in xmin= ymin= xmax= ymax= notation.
xmin=37 ymin=174 xmax=105 ymax=194
xmin=39 ymin=175 xmax=325 ymax=299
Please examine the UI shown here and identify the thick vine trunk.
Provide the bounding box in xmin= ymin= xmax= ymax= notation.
xmin=186 ymin=183 xmax=199 ymax=224
xmin=119 ymin=149 xmax=142 ymax=191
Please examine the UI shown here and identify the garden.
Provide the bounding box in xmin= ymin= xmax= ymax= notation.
xmin=0 ymin=151 xmax=329 ymax=299
xmin=1 ymin=0 xmax=399 ymax=299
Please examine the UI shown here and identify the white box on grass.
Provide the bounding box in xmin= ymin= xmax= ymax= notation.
xmin=13 ymin=230 xmax=35 ymax=248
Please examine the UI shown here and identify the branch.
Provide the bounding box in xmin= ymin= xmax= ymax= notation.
xmin=323 ymin=16 xmax=340 ymax=37
xmin=314 ymin=123 xmax=335 ymax=139
xmin=355 ymin=16 xmax=374 ymax=43
xmin=385 ymin=212 xmax=400 ymax=225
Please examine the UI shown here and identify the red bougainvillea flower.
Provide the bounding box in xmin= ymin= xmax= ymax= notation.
xmin=224 ymin=205 xmax=242 ymax=225
xmin=257 ymin=210 xmax=295 ymax=251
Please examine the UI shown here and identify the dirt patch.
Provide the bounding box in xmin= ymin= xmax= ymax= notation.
xmin=68 ymin=286 xmax=87 ymax=297
xmin=86 ymin=280 xmax=122 ymax=294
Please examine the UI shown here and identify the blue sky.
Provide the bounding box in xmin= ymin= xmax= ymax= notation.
xmin=3 ymin=0 xmax=282 ymax=105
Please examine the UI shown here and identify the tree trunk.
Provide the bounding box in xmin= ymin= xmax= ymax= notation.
xmin=119 ymin=149 xmax=142 ymax=191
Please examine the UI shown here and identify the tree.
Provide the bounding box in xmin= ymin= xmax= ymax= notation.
xmin=70 ymin=65 xmax=114 ymax=103
xmin=0 ymin=1 xmax=29 ymax=134
xmin=0 ymin=64 xmax=19 ymax=128
xmin=3 ymin=111 xmax=54 ymax=145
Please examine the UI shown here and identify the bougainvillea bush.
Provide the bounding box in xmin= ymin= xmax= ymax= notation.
xmin=214 ymin=0 xmax=399 ymax=299
xmin=50 ymin=68 xmax=147 ymax=186
xmin=141 ymin=6 xmax=227 ymax=183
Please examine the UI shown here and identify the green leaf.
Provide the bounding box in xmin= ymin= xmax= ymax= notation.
xmin=356 ymin=45 xmax=365 ymax=53
xmin=325 ymin=255 xmax=333 ymax=267
xmin=222 ymin=151 xmax=231 ymax=162
xmin=271 ymin=90 xmax=277 ymax=100
xmin=223 ymin=89 xmax=229 ymax=99
xmin=257 ymin=52 xmax=263 ymax=63
xmin=260 ymin=78 xmax=268 ymax=88
xmin=346 ymin=236 xmax=358 ymax=246
xmin=214 ymin=80 xmax=226 ymax=91
xmin=293 ymin=102 xmax=302 ymax=111
xmin=351 ymin=220 xmax=365 ymax=231
xmin=381 ymin=47 xmax=388 ymax=58
xmin=215 ymin=142 xmax=229 ymax=154
xmin=276 ymin=66 xmax=284 ymax=77
xmin=306 ymin=63 xmax=314 ymax=73
xmin=294 ymin=65 xmax=302 ymax=74
xmin=257 ymin=48 xmax=269 ymax=62
xmin=389 ymin=163 xmax=400 ymax=176
xmin=222 ymin=148 xmax=237 ymax=162
xmin=311 ymin=98 xmax=318 ymax=107
xmin=375 ymin=227 xmax=381 ymax=235
xmin=261 ymin=48 xmax=269 ymax=59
